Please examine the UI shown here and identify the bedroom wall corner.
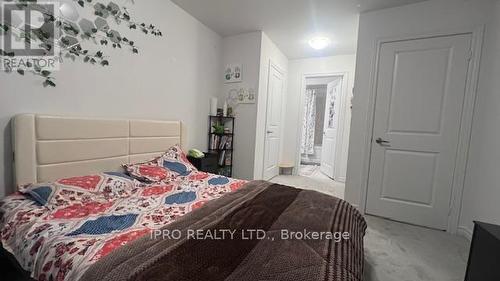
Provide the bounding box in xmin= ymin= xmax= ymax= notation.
xmin=0 ymin=0 xmax=222 ymax=197
xmin=253 ymin=32 xmax=289 ymax=180
xmin=220 ymin=31 xmax=263 ymax=180
xmin=459 ymin=0 xmax=500 ymax=236
xmin=345 ymin=0 xmax=497 ymax=237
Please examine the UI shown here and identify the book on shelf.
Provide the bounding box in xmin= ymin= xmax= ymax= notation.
xmin=219 ymin=135 xmax=232 ymax=149
xmin=218 ymin=136 xmax=226 ymax=149
xmin=218 ymin=150 xmax=226 ymax=166
xmin=210 ymin=135 xmax=233 ymax=150
xmin=217 ymin=166 xmax=231 ymax=177
xmin=209 ymin=115 xmax=234 ymax=177
xmin=225 ymin=137 xmax=232 ymax=149
xmin=225 ymin=151 xmax=232 ymax=166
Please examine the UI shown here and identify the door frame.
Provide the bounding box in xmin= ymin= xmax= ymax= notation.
xmin=358 ymin=26 xmax=485 ymax=235
xmin=261 ymin=59 xmax=287 ymax=179
xmin=294 ymin=72 xmax=349 ymax=181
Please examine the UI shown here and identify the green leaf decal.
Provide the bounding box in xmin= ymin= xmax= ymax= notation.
xmin=1 ymin=1 xmax=162 ymax=87
xmin=43 ymin=79 xmax=56 ymax=87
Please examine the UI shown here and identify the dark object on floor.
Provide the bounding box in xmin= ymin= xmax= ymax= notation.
xmin=0 ymin=245 xmax=35 ymax=281
xmin=465 ymin=221 xmax=500 ymax=281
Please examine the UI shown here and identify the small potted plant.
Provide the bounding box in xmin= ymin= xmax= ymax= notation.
xmin=212 ymin=123 xmax=225 ymax=135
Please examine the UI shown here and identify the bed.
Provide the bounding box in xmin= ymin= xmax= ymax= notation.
xmin=1 ymin=114 xmax=367 ymax=281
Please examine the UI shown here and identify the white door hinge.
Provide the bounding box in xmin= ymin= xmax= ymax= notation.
xmin=467 ymin=50 xmax=474 ymax=61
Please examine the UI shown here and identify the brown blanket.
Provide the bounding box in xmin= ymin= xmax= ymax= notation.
xmin=81 ymin=181 xmax=367 ymax=281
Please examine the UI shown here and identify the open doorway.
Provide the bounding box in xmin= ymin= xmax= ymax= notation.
xmin=298 ymin=74 xmax=345 ymax=182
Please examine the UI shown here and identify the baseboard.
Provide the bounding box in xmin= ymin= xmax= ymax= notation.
xmin=457 ymin=226 xmax=473 ymax=241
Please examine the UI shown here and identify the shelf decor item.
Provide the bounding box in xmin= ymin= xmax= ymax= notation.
xmin=223 ymin=101 xmax=228 ymax=116
xmin=227 ymin=87 xmax=256 ymax=104
xmin=224 ymin=64 xmax=242 ymax=83
xmin=208 ymin=115 xmax=234 ymax=177
xmin=210 ymin=97 xmax=218 ymax=116
xmin=211 ymin=123 xmax=225 ymax=134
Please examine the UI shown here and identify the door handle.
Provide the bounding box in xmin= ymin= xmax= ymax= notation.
xmin=267 ymin=130 xmax=273 ymax=134
xmin=375 ymin=137 xmax=390 ymax=145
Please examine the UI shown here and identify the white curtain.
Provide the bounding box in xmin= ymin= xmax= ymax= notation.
xmin=301 ymin=89 xmax=316 ymax=155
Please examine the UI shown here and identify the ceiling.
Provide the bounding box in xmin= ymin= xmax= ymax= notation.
xmin=172 ymin=0 xmax=429 ymax=59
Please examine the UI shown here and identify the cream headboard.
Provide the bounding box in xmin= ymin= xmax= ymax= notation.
xmin=12 ymin=114 xmax=184 ymax=186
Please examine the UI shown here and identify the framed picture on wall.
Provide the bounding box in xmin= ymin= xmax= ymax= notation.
xmin=224 ymin=64 xmax=242 ymax=83
xmin=228 ymin=87 xmax=256 ymax=104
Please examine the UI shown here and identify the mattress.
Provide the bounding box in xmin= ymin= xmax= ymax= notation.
xmin=0 ymin=173 xmax=366 ymax=281
xmin=0 ymin=172 xmax=246 ymax=281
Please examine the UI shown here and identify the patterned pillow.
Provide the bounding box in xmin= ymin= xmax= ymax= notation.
xmin=157 ymin=144 xmax=198 ymax=177
xmin=19 ymin=182 xmax=94 ymax=209
xmin=21 ymin=185 xmax=56 ymax=206
xmin=123 ymin=162 xmax=172 ymax=183
xmin=19 ymin=173 xmax=139 ymax=208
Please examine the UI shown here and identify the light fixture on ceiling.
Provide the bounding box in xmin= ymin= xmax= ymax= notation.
xmin=308 ymin=37 xmax=331 ymax=50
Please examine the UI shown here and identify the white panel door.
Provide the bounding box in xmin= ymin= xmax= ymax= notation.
xmin=263 ymin=64 xmax=284 ymax=180
xmin=366 ymin=34 xmax=472 ymax=230
xmin=320 ymin=79 xmax=342 ymax=179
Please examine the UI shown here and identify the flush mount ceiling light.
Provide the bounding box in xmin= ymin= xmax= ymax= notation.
xmin=308 ymin=37 xmax=331 ymax=50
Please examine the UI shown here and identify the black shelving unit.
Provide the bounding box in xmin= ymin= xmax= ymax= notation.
xmin=208 ymin=115 xmax=234 ymax=177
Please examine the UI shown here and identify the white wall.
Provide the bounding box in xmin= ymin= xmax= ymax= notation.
xmin=220 ymin=31 xmax=287 ymax=180
xmin=459 ymin=0 xmax=500 ymax=236
xmin=220 ymin=31 xmax=262 ymax=180
xmin=282 ymin=55 xmax=356 ymax=181
xmin=346 ymin=0 xmax=500 ymax=237
xmin=0 ymin=0 xmax=222 ymax=197
xmin=253 ymin=32 xmax=288 ymax=179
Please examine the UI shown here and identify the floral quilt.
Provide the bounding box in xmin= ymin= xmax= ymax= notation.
xmin=0 ymin=172 xmax=247 ymax=281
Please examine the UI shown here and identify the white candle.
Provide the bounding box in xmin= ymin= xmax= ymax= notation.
xmin=210 ymin=97 xmax=218 ymax=116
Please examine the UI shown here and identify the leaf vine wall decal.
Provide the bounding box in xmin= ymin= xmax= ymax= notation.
xmin=0 ymin=0 xmax=162 ymax=87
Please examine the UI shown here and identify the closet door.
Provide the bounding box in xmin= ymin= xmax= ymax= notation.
xmin=366 ymin=34 xmax=472 ymax=229
xmin=263 ymin=63 xmax=285 ymax=180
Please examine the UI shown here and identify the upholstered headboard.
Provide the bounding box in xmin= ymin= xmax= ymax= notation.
xmin=12 ymin=114 xmax=184 ymax=186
